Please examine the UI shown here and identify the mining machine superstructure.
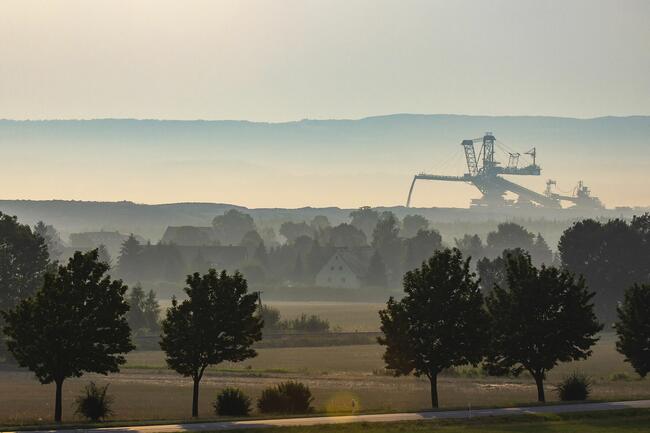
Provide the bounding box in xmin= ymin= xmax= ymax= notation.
xmin=406 ymin=133 xmax=602 ymax=210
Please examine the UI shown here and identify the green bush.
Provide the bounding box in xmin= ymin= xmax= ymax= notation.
xmin=257 ymin=381 xmax=314 ymax=414
xmin=556 ymin=372 xmax=591 ymax=401
xmin=279 ymin=314 xmax=330 ymax=333
xmin=213 ymin=387 xmax=251 ymax=416
xmin=610 ymin=371 xmax=635 ymax=381
xmin=74 ymin=382 xmax=114 ymax=421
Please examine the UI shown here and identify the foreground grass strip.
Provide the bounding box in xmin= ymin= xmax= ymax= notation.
xmin=213 ymin=409 xmax=650 ymax=433
xmin=4 ymin=402 xmax=650 ymax=432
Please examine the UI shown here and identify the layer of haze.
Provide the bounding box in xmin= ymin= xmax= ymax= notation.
xmin=1 ymin=1 xmax=649 ymax=208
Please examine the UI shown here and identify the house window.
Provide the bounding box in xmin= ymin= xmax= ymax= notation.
xmin=341 ymin=277 xmax=346 ymax=283
xmin=338 ymin=266 xmax=343 ymax=270
xmin=330 ymin=266 xmax=334 ymax=271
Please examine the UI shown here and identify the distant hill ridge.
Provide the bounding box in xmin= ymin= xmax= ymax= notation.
xmin=1 ymin=199 xmax=646 ymax=245
xmin=1 ymin=114 xmax=648 ymax=238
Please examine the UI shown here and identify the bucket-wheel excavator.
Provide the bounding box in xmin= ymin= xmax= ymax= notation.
xmin=406 ymin=133 xmax=602 ymax=209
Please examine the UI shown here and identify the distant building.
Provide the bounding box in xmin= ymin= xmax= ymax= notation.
xmin=315 ymin=250 xmax=369 ymax=289
xmin=161 ymin=226 xmax=219 ymax=246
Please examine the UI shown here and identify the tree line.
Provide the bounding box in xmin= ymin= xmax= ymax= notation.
xmin=1 ymin=210 xmax=649 ymax=420
xmin=379 ymin=246 xmax=649 ymax=408
xmin=114 ymin=208 xmax=555 ymax=290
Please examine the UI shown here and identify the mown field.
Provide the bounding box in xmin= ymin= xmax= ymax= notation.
xmin=156 ymin=300 xmax=386 ymax=332
xmin=1 ymin=302 xmax=648 ymax=427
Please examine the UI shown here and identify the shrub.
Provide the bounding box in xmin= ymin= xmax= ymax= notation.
xmin=258 ymin=305 xmax=281 ymax=331
xmin=257 ymin=387 xmax=285 ymax=413
xmin=257 ymin=381 xmax=314 ymax=414
xmin=610 ymin=371 xmax=635 ymax=381
xmin=556 ymin=372 xmax=591 ymax=401
xmin=74 ymin=382 xmax=114 ymax=422
xmin=213 ymin=387 xmax=251 ymax=416
xmin=279 ymin=314 xmax=330 ymax=333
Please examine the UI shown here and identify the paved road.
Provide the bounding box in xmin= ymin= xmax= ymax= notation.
xmin=7 ymin=399 xmax=650 ymax=433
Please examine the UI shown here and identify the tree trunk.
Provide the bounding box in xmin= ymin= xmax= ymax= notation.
xmin=192 ymin=377 xmax=200 ymax=418
xmin=534 ymin=373 xmax=545 ymax=403
xmin=429 ymin=374 xmax=439 ymax=409
xmin=54 ymin=378 xmax=63 ymax=422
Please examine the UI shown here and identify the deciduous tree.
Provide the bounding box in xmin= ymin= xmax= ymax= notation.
xmin=365 ymin=250 xmax=388 ymax=288
xmin=454 ymin=234 xmax=484 ymax=261
xmin=325 ymin=223 xmax=367 ymax=248
xmin=372 ymin=212 xmax=403 ymax=285
xmin=212 ymin=209 xmax=256 ymax=245
xmin=279 ymin=221 xmax=314 ymax=243
xmin=378 ymin=248 xmax=488 ymax=408
xmin=614 ymin=283 xmax=650 ymax=378
xmin=485 ymin=252 xmax=602 ymax=402
xmin=160 ymin=270 xmax=262 ymax=417
xmin=403 ymin=229 xmax=443 ymax=272
xmin=350 ymin=206 xmax=379 ymax=239
xmin=559 ymin=216 xmax=650 ymax=324
xmin=0 ymin=212 xmax=49 ymax=313
xmin=400 ymin=214 xmax=429 ymax=239
xmin=2 ymin=250 xmax=133 ymax=422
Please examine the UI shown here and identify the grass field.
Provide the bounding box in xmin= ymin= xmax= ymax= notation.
xmin=266 ymin=301 xmax=385 ymax=332
xmin=158 ymin=300 xmax=385 ymax=332
xmin=1 ymin=302 xmax=649 ymax=427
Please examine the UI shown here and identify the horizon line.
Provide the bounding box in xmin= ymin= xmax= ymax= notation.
xmin=2 ymin=113 xmax=650 ymax=124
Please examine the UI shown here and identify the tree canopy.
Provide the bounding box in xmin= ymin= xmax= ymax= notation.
xmin=485 ymin=252 xmax=602 ymax=402
xmin=2 ymin=250 xmax=133 ymax=421
xmin=212 ymin=209 xmax=256 ymax=245
xmin=116 ymin=234 xmax=142 ymax=281
xmin=127 ymin=283 xmax=161 ymax=336
xmin=454 ymin=233 xmax=484 ymax=260
xmin=279 ymin=221 xmax=314 ymax=244
xmin=33 ymin=221 xmax=64 ymax=262
xmin=310 ymin=215 xmax=331 ymax=231
xmin=350 ymin=206 xmax=380 ymax=239
xmin=559 ymin=216 xmax=650 ymax=324
xmin=486 ymin=222 xmax=535 ymax=256
xmin=325 ymin=223 xmax=367 ymax=248
xmin=365 ymin=250 xmax=388 ymax=288
xmin=378 ymin=248 xmax=488 ymax=408
xmin=615 ymin=283 xmax=650 ymax=378
xmin=403 ymin=229 xmax=443 ymax=272
xmin=0 ymin=213 xmax=50 ymax=315
xmin=372 ymin=212 xmax=403 ymax=285
xmin=476 ymin=248 xmax=526 ymax=293
xmin=401 ymin=214 xmax=429 ymax=238
xmin=160 ymin=269 xmax=262 ymax=417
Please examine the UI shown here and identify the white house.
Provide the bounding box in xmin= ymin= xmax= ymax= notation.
xmin=315 ymin=250 xmax=367 ymax=289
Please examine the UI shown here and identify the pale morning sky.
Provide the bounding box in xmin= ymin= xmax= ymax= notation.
xmin=2 ymin=0 xmax=649 ymax=121
xmin=1 ymin=0 xmax=649 ymax=208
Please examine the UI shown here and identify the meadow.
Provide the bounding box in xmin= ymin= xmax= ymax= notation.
xmin=1 ymin=302 xmax=648 ymax=427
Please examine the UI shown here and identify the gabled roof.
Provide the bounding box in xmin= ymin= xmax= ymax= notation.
xmin=323 ymin=247 xmax=372 ymax=277
xmin=336 ymin=250 xmax=368 ymax=277
xmin=161 ymin=226 xmax=219 ymax=246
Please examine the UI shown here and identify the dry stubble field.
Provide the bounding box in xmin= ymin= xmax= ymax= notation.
xmin=1 ymin=302 xmax=648 ymax=426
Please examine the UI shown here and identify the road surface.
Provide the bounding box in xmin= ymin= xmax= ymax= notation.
xmin=6 ymin=399 xmax=650 ymax=433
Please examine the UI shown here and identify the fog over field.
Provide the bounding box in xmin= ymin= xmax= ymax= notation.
xmin=2 ymin=0 xmax=650 ymax=429
xmin=1 ymin=115 xmax=649 ymax=209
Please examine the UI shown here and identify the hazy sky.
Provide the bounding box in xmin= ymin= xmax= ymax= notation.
xmin=2 ymin=0 xmax=649 ymax=121
xmin=1 ymin=1 xmax=649 ymax=209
